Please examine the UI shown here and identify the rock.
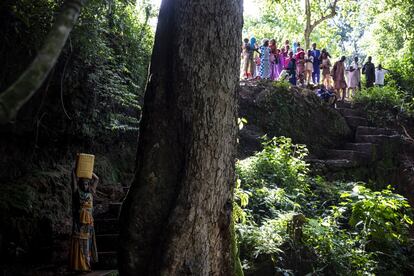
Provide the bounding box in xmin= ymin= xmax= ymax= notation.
xmin=238 ymin=125 xmax=265 ymax=158
xmin=308 ymin=159 xmax=357 ymax=171
xmin=325 ymin=149 xmax=371 ymax=164
xmin=344 ymin=143 xmax=378 ymax=160
xmin=355 ymin=126 xmax=399 ymax=136
xmin=335 ymin=101 xmax=352 ymax=108
xmin=343 ymin=115 xmax=369 ymax=129
xmin=336 ymin=108 xmax=364 ymax=117
xmin=238 ymin=83 xmax=352 ymax=157
xmin=355 ymin=134 xmax=401 ymax=144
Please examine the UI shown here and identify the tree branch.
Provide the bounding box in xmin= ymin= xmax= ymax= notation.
xmin=0 ymin=0 xmax=87 ymax=124
xmin=310 ymin=0 xmax=339 ymax=32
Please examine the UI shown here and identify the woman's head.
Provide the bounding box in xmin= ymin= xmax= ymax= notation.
xmin=250 ymin=37 xmax=256 ymax=47
xmin=289 ymin=51 xmax=293 ymax=58
xmin=270 ymin=39 xmax=276 ymax=46
xmin=79 ymin=178 xmax=90 ymax=192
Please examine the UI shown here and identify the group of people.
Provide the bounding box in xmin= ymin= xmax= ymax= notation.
xmin=241 ymin=37 xmax=389 ymax=101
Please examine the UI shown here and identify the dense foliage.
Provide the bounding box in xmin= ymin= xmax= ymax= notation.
xmin=353 ymin=85 xmax=414 ymax=126
xmin=234 ymin=137 xmax=413 ymax=275
xmin=0 ymin=0 xmax=155 ymax=141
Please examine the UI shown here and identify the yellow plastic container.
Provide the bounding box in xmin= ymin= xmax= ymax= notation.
xmin=76 ymin=153 xmax=95 ymax=179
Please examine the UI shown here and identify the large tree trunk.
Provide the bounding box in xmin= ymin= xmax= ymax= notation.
xmin=118 ymin=0 xmax=243 ymax=275
xmin=0 ymin=0 xmax=87 ymax=124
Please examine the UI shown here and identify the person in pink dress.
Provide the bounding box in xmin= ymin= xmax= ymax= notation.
xmin=275 ymin=48 xmax=284 ymax=79
xmin=332 ymin=56 xmax=348 ymax=100
xmin=296 ymin=51 xmax=306 ymax=86
xmin=321 ymin=52 xmax=332 ymax=88
xmin=269 ymin=39 xmax=278 ymax=80
xmin=284 ymin=51 xmax=293 ymax=69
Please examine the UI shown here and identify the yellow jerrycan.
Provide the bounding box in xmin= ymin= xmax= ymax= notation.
xmin=76 ymin=153 xmax=95 ymax=179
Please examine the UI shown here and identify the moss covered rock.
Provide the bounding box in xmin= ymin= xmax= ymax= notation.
xmin=238 ymin=82 xmax=352 ymax=158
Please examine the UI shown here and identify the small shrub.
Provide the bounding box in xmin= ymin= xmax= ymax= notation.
xmin=353 ymin=85 xmax=414 ymax=125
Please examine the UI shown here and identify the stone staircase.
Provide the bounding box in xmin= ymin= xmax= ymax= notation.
xmin=93 ymin=190 xmax=128 ymax=270
xmin=309 ymin=101 xmax=402 ymax=179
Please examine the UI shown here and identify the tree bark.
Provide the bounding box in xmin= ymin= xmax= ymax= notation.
xmin=118 ymin=0 xmax=243 ymax=275
xmin=0 ymin=0 xmax=87 ymax=124
xmin=305 ymin=0 xmax=311 ymax=50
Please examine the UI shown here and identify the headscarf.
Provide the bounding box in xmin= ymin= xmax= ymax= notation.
xmin=250 ymin=37 xmax=256 ymax=49
xmin=293 ymin=42 xmax=298 ymax=54
xmin=261 ymin=38 xmax=269 ymax=45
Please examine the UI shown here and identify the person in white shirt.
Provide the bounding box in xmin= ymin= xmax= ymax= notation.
xmin=375 ymin=64 xmax=389 ymax=86
xmin=347 ymin=66 xmax=358 ymax=98
xmin=351 ymin=56 xmax=361 ymax=90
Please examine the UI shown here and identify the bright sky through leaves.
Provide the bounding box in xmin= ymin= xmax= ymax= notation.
xmin=149 ymin=0 xmax=259 ymax=17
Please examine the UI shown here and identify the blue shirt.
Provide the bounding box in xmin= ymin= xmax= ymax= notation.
xmin=311 ymin=49 xmax=321 ymax=66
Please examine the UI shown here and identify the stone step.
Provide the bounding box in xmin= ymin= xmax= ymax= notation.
xmin=355 ymin=134 xmax=401 ymax=144
xmin=344 ymin=143 xmax=377 ymax=157
xmin=83 ymin=269 xmax=117 ymax=276
xmin=355 ymin=126 xmax=398 ymax=136
xmin=308 ymin=159 xmax=357 ymax=171
xmin=344 ymin=116 xmax=368 ymax=128
xmin=95 ymin=218 xmax=119 ymax=235
xmin=336 ymin=108 xmax=364 ymax=117
xmin=95 ymin=252 xmax=118 ymax=270
xmin=107 ymin=202 xmax=123 ymax=218
xmin=325 ymin=149 xmax=370 ymax=163
xmin=96 ymin=234 xmax=119 ymax=252
xmin=335 ymin=101 xmax=352 ymax=108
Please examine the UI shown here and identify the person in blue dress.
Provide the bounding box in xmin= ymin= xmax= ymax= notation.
xmin=259 ymin=39 xmax=271 ymax=79
xmin=311 ymin=43 xmax=321 ymax=84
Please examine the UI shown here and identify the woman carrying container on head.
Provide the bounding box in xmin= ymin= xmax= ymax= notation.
xmin=70 ymin=154 xmax=99 ymax=272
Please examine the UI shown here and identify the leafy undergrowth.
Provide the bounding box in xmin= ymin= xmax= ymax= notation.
xmin=234 ymin=137 xmax=414 ymax=275
xmin=353 ymin=85 xmax=414 ymax=127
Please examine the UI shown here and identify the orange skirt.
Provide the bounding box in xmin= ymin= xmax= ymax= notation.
xmin=69 ymin=228 xmax=98 ymax=271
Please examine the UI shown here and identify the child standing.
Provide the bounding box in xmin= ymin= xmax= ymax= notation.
xmin=241 ymin=38 xmax=252 ymax=79
xmin=287 ymin=51 xmax=297 ymax=85
xmin=305 ymin=50 xmax=314 ymax=85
